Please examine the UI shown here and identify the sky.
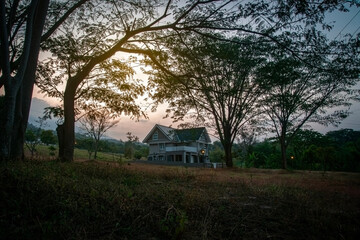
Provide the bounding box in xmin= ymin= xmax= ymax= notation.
xmin=27 ymin=3 xmax=360 ymax=142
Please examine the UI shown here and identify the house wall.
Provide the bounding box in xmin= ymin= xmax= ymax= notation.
xmin=145 ymin=126 xmax=211 ymax=162
xmin=149 ymin=142 xmax=178 ymax=154
xmin=147 ymin=130 xmax=168 ymax=143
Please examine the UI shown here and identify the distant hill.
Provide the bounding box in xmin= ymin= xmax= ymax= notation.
xmin=29 ymin=97 xmax=58 ymax=130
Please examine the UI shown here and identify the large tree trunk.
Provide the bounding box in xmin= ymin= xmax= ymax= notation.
xmin=94 ymin=140 xmax=99 ymax=160
xmin=11 ymin=0 xmax=49 ymax=160
xmin=0 ymin=89 xmax=18 ymax=160
xmin=56 ymin=124 xmax=65 ymax=159
xmin=280 ymin=134 xmax=287 ymax=169
xmin=224 ymin=142 xmax=233 ymax=167
xmin=59 ymin=82 xmax=77 ymax=162
xmin=0 ymin=0 xmax=49 ymax=161
xmin=223 ymin=125 xmax=234 ymax=168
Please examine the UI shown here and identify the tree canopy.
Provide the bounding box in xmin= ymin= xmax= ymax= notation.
xmin=1 ymin=0 xmax=359 ymax=164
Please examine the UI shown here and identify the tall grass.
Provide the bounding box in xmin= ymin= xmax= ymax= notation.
xmin=0 ymin=160 xmax=359 ymax=239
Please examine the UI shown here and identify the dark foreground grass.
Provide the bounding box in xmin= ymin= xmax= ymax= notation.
xmin=0 ymin=160 xmax=359 ymax=239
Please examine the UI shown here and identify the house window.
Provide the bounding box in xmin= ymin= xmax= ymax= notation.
xmin=160 ymin=143 xmax=165 ymax=150
xmin=153 ymin=131 xmax=158 ymax=140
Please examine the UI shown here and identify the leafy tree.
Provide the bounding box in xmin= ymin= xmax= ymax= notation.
xmin=0 ymin=0 xmax=89 ymax=160
xmin=36 ymin=0 xmax=359 ymax=163
xmin=258 ymin=51 xmax=359 ymax=169
xmin=149 ymin=35 xmax=270 ymax=167
xmin=79 ymin=107 xmax=119 ymax=160
xmin=146 ymin=1 xmax=359 ymax=167
xmin=24 ymin=117 xmax=46 ymax=157
xmin=36 ymin=0 xmax=244 ymax=162
xmin=209 ymin=146 xmax=225 ymax=163
xmin=326 ymin=129 xmax=360 ymax=144
xmin=134 ymin=144 xmax=149 ymax=160
xmin=76 ymin=137 xmax=95 ymax=160
xmin=25 ymin=129 xmax=39 ymax=157
xmin=251 ymin=140 xmax=282 ymax=169
xmin=287 ymin=129 xmax=330 ymax=169
xmin=40 ymin=130 xmax=56 ymax=145
xmin=326 ymin=129 xmax=360 ymax=171
xmin=124 ymin=132 xmax=139 ymax=160
xmin=48 ymin=145 xmax=56 ymax=158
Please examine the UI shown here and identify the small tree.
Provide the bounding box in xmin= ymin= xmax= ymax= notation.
xmin=124 ymin=132 xmax=139 ymax=160
xmin=79 ymin=107 xmax=118 ymax=160
xmin=25 ymin=129 xmax=40 ymax=158
xmin=41 ymin=130 xmax=56 ymax=145
xmin=24 ymin=117 xmax=47 ymax=158
xmin=258 ymin=51 xmax=359 ymax=169
xmin=149 ymin=35 xmax=269 ymax=167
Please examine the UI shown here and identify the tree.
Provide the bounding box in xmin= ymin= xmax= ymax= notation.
xmin=40 ymin=130 xmax=56 ymax=145
xmin=76 ymin=136 xmax=95 ymax=160
xmin=24 ymin=117 xmax=46 ymax=157
xmin=144 ymin=1 xmax=359 ymax=167
xmin=124 ymin=132 xmax=139 ymax=160
xmin=37 ymin=0 xmax=248 ymax=162
xmin=5 ymin=0 xmax=355 ymax=163
xmin=209 ymin=143 xmax=225 ymax=163
xmin=79 ymin=107 xmax=119 ymax=160
xmin=25 ymin=129 xmax=40 ymax=158
xmin=258 ymin=50 xmax=359 ymax=169
xmin=149 ymin=35 xmax=271 ymax=167
xmin=0 ymin=0 xmax=89 ymax=160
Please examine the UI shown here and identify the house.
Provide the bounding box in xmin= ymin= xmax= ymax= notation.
xmin=142 ymin=124 xmax=211 ymax=163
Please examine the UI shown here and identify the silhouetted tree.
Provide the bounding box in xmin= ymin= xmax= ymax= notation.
xmin=40 ymin=130 xmax=56 ymax=145
xmin=150 ymin=35 xmax=270 ymax=167
xmin=37 ymin=0 xmax=246 ymax=162
xmin=124 ymin=132 xmax=139 ymax=160
xmin=0 ymin=0 xmax=89 ymax=160
xmin=79 ymin=107 xmax=118 ymax=160
xmin=258 ymin=51 xmax=359 ymax=169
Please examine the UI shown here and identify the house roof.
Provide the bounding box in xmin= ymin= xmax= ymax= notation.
xmin=142 ymin=124 xmax=175 ymax=143
xmin=175 ymin=128 xmax=207 ymax=142
xmin=142 ymin=124 xmax=211 ymax=143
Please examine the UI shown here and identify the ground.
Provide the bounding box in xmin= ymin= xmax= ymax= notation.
xmin=100 ymin=160 xmax=360 ymax=199
xmin=1 ymin=159 xmax=359 ymax=239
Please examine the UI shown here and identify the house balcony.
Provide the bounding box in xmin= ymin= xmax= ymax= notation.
xmin=165 ymin=146 xmax=198 ymax=153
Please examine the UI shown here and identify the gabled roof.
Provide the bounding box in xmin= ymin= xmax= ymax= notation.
xmin=158 ymin=125 xmax=175 ymax=138
xmin=143 ymin=124 xmax=211 ymax=143
xmin=142 ymin=124 xmax=175 ymax=143
xmin=175 ymin=128 xmax=207 ymax=142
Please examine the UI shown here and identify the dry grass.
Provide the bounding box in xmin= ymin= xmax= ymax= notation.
xmin=115 ymin=161 xmax=360 ymax=199
xmin=1 ymin=160 xmax=359 ymax=239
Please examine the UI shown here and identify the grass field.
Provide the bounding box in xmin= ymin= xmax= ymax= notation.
xmin=24 ymin=144 xmax=125 ymax=162
xmin=1 ymin=159 xmax=359 ymax=239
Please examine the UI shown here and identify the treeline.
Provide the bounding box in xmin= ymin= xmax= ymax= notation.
xmin=25 ymin=123 xmax=149 ymax=160
xmin=75 ymin=134 xmax=149 ymax=160
xmin=210 ymin=129 xmax=360 ymax=172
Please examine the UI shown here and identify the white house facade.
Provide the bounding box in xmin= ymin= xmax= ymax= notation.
xmin=142 ymin=124 xmax=211 ymax=163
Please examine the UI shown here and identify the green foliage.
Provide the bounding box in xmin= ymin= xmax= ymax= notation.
xmin=124 ymin=132 xmax=139 ymax=160
xmin=40 ymin=130 xmax=57 ymax=145
xmin=159 ymin=207 xmax=188 ymax=240
xmin=48 ymin=146 xmax=56 ymax=157
xmin=242 ymin=129 xmax=360 ymax=172
xmin=74 ymin=135 xmax=148 ymax=161
xmin=209 ymin=146 xmax=225 ymax=163
xmin=25 ymin=129 xmax=40 ymax=157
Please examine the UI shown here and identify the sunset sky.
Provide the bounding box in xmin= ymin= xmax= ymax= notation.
xmin=26 ymin=4 xmax=360 ymax=142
